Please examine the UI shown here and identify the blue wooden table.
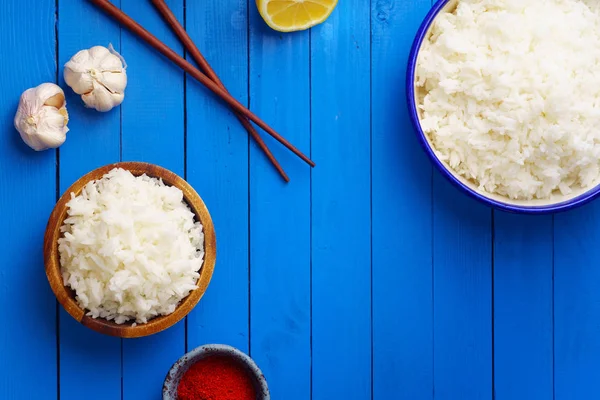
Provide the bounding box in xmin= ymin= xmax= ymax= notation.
xmin=0 ymin=0 xmax=594 ymax=399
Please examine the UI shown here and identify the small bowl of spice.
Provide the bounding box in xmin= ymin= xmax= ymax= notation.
xmin=163 ymin=344 xmax=270 ymax=400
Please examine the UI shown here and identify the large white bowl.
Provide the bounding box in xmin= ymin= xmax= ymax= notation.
xmin=407 ymin=0 xmax=600 ymax=214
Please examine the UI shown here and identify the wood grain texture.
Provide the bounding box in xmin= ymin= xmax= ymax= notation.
xmin=185 ymin=0 xmax=250 ymax=353
xmin=433 ymin=176 xmax=492 ymax=400
xmin=310 ymin=1 xmax=372 ymax=399
xmin=119 ymin=1 xmax=186 ymax=398
xmin=249 ymin=7 xmax=311 ymax=400
xmin=44 ymin=162 xmax=216 ymax=339
xmin=493 ymin=213 xmax=553 ymax=400
xmin=371 ymin=0 xmax=434 ymax=398
xmin=57 ymin=1 xmax=123 ymax=397
xmin=150 ymin=0 xmax=289 ymax=183
xmin=0 ymin=0 xmax=57 ymax=398
xmin=555 ymin=203 xmax=600 ymax=400
xmin=90 ymin=0 xmax=313 ymax=169
xmin=8 ymin=1 xmax=600 ymax=399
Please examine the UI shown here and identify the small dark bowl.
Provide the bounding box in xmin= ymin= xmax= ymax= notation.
xmin=163 ymin=344 xmax=270 ymax=400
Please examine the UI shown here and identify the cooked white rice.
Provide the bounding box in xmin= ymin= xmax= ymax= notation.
xmin=416 ymin=0 xmax=600 ymax=200
xmin=58 ymin=168 xmax=204 ymax=324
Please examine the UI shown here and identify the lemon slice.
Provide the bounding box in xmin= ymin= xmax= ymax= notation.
xmin=257 ymin=0 xmax=338 ymax=32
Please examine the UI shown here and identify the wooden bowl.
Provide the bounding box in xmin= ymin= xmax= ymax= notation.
xmin=44 ymin=162 xmax=216 ymax=338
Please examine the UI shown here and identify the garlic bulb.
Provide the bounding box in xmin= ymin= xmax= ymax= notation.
xmin=64 ymin=45 xmax=127 ymax=112
xmin=14 ymin=83 xmax=69 ymax=151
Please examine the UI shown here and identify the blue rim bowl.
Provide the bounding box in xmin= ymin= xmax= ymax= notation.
xmin=163 ymin=344 xmax=270 ymax=400
xmin=407 ymin=0 xmax=600 ymax=214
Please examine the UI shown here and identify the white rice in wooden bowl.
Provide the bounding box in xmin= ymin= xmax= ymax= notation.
xmin=416 ymin=0 xmax=600 ymax=200
xmin=58 ymin=168 xmax=204 ymax=325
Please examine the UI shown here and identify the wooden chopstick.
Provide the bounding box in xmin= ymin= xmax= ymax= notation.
xmin=89 ymin=0 xmax=315 ymax=168
xmin=151 ymin=0 xmax=289 ymax=183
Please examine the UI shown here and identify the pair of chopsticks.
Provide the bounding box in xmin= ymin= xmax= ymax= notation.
xmin=89 ymin=0 xmax=315 ymax=182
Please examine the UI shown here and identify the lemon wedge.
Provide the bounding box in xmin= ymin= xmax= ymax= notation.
xmin=257 ymin=0 xmax=338 ymax=32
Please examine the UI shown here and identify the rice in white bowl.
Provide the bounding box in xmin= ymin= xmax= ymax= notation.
xmin=416 ymin=0 xmax=600 ymax=200
xmin=58 ymin=168 xmax=204 ymax=324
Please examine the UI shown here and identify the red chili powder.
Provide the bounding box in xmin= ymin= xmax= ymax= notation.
xmin=177 ymin=355 xmax=256 ymax=400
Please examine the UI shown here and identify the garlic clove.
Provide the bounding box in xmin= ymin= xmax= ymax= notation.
xmin=64 ymin=45 xmax=127 ymax=112
xmin=35 ymin=106 xmax=70 ymax=148
xmin=82 ymin=81 xmax=124 ymax=112
xmin=14 ymin=83 xmax=69 ymax=151
xmin=44 ymin=92 xmax=66 ymax=109
xmin=88 ymin=45 xmax=110 ymax=57
xmin=64 ymin=68 xmax=94 ymax=95
xmin=100 ymin=70 xmax=127 ymax=93
xmin=88 ymin=46 xmax=123 ymax=72
xmin=64 ymin=49 xmax=96 ymax=93
xmin=64 ymin=48 xmax=93 ymax=72
xmin=98 ymin=53 xmax=125 ymax=72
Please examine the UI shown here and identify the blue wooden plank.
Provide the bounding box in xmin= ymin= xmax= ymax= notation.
xmin=371 ymin=0 xmax=433 ymax=398
xmin=120 ymin=1 xmax=185 ymax=399
xmin=0 ymin=1 xmax=57 ymax=398
xmin=310 ymin=1 xmax=372 ymax=398
xmin=58 ymin=1 xmax=122 ymax=399
xmin=555 ymin=203 xmax=600 ymax=399
xmin=248 ymin=9 xmax=311 ymax=400
xmin=433 ymin=176 xmax=492 ymax=399
xmin=493 ymin=213 xmax=553 ymax=400
xmin=185 ymin=0 xmax=249 ymax=352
